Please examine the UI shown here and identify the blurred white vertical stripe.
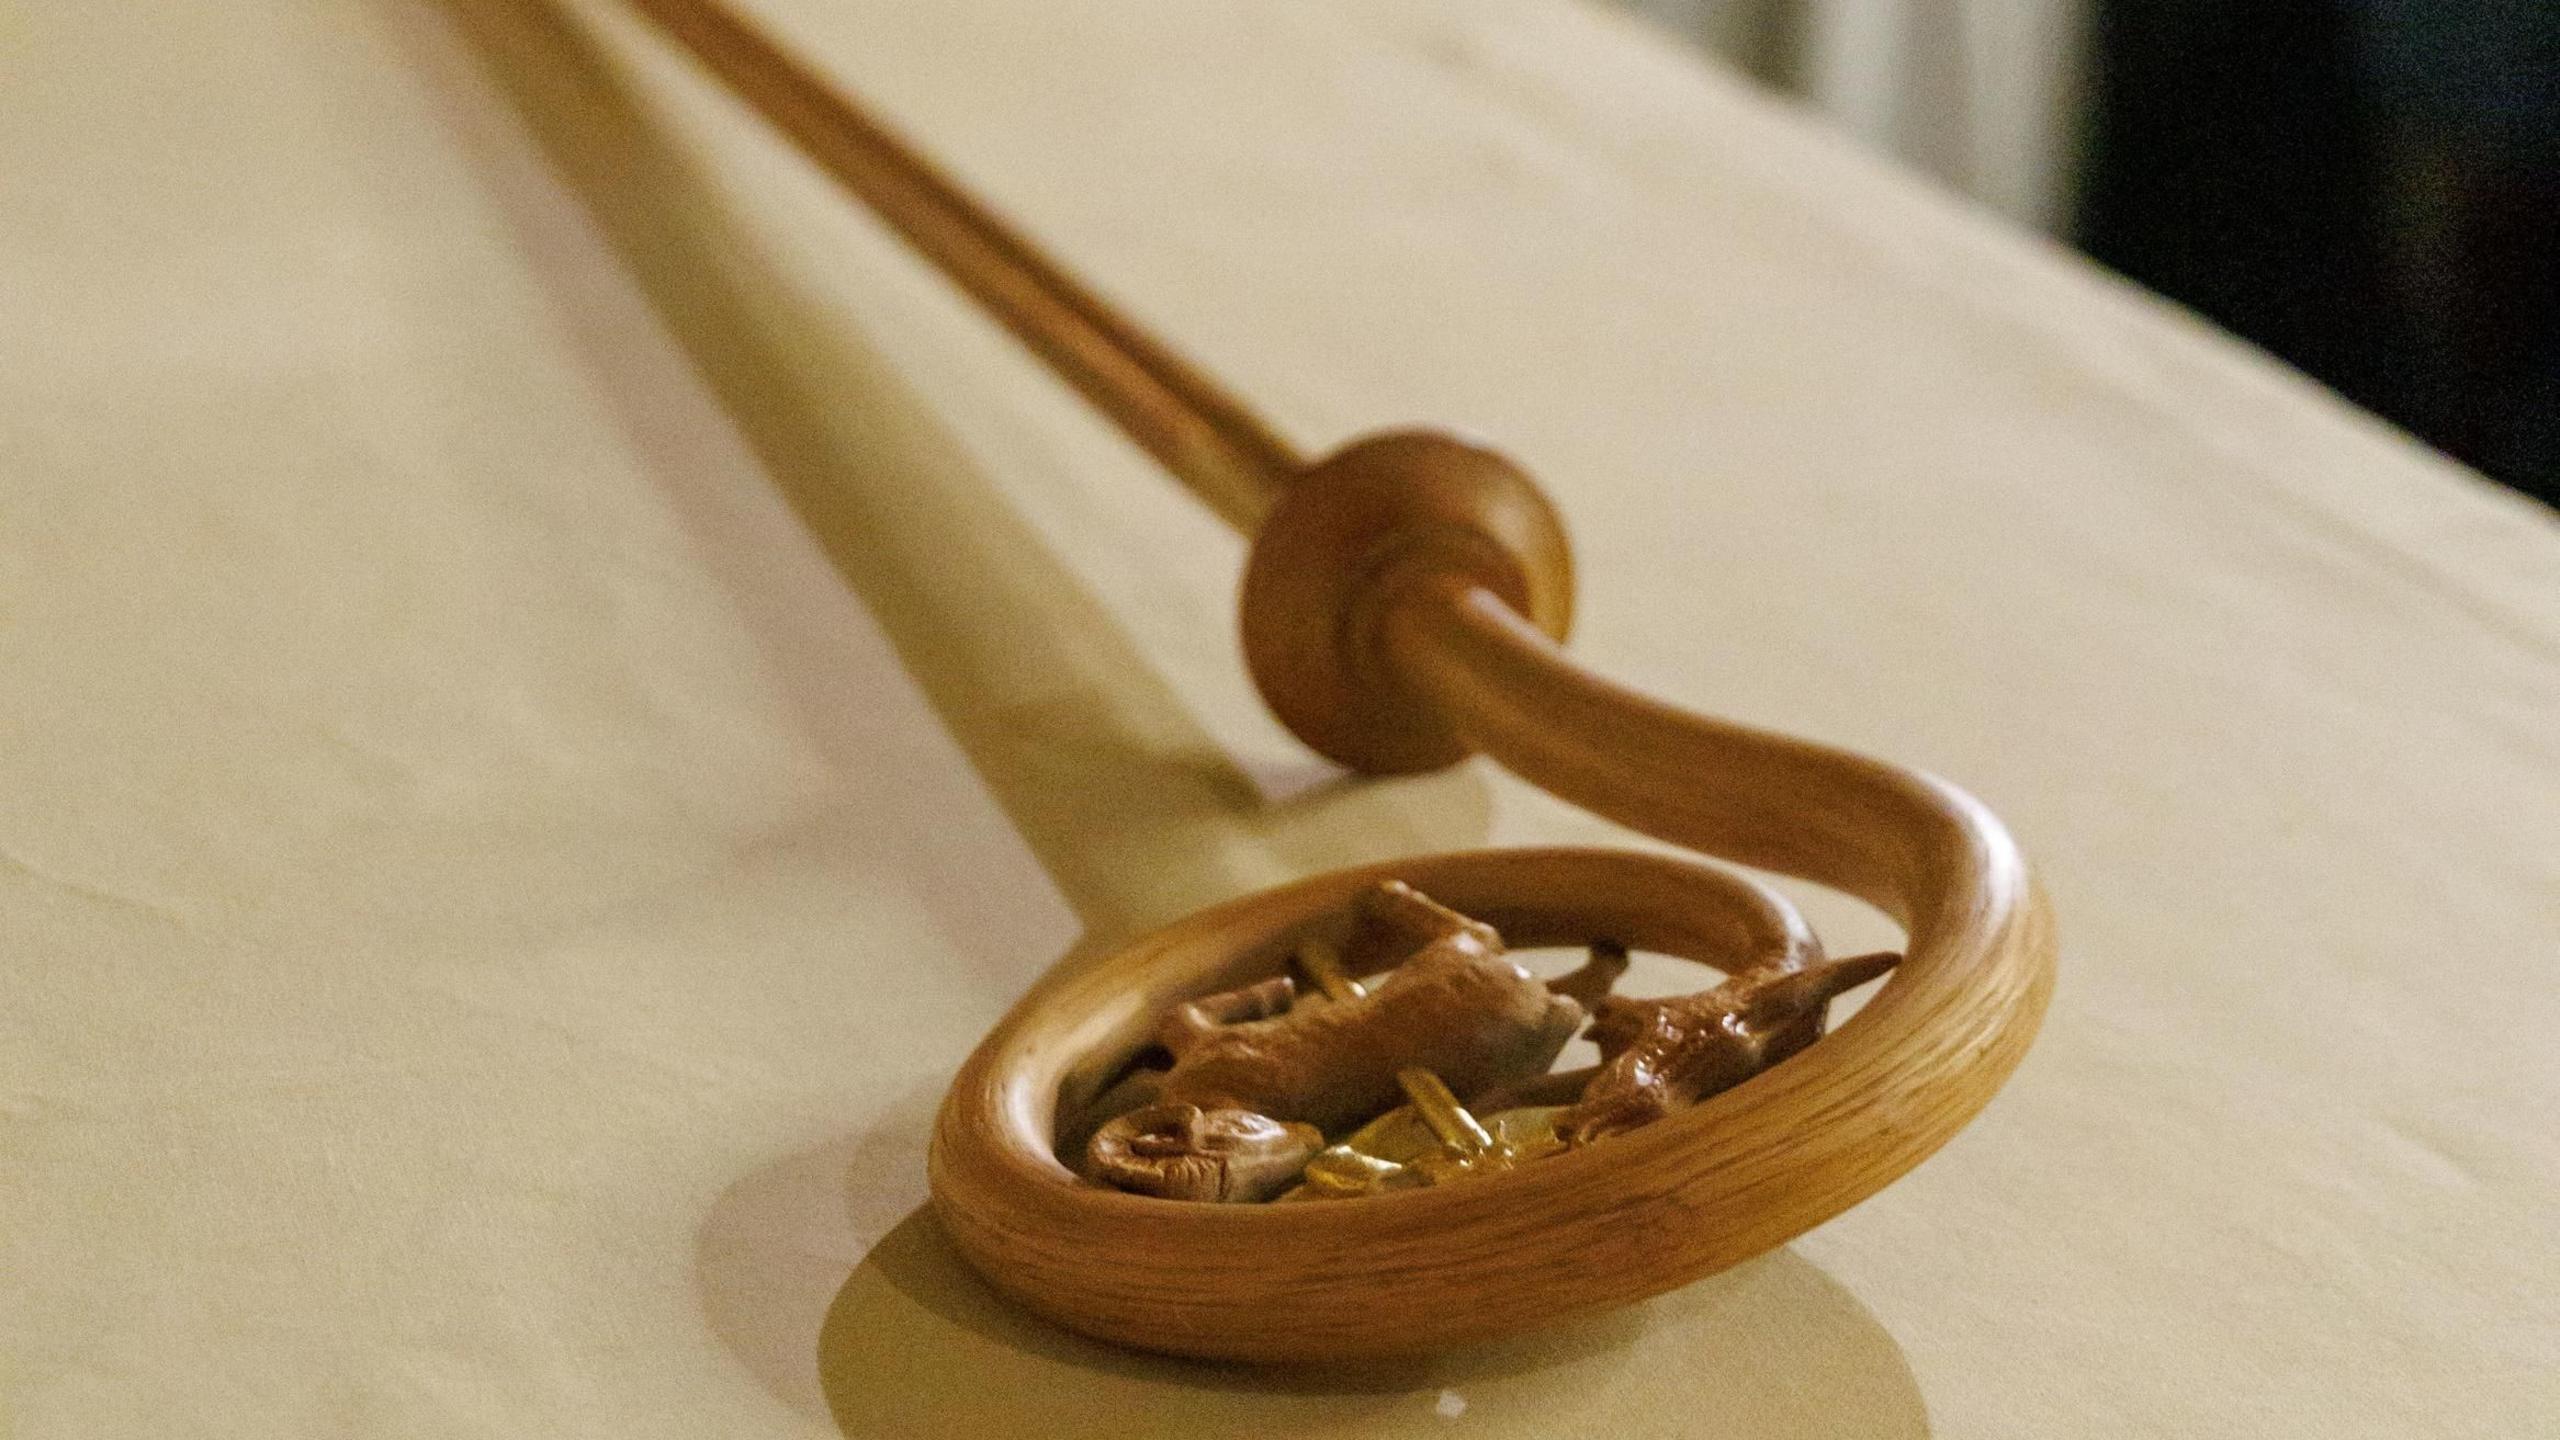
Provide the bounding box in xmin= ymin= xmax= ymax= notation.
xmin=1616 ymin=0 xmax=2091 ymax=232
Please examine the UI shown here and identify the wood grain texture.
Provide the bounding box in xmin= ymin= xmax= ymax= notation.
xmin=616 ymin=0 xmax=2058 ymax=1360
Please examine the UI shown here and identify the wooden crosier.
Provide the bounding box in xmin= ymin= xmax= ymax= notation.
xmin=614 ymin=0 xmax=2058 ymax=1361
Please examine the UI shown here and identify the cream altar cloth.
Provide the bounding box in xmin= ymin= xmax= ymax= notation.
xmin=4 ymin=0 xmax=2553 ymax=1435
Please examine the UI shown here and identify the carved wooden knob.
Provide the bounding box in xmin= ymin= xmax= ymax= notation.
xmin=1239 ymin=430 xmax=1575 ymax=774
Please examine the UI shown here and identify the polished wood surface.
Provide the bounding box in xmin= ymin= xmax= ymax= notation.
xmin=618 ymin=0 xmax=2057 ymax=1359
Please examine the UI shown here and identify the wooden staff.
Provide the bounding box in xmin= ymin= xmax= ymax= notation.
xmin=611 ymin=0 xmax=2056 ymax=1361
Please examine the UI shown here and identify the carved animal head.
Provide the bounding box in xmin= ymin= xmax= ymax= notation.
xmin=1086 ymin=1102 xmax=1324 ymax=1203
xmin=1562 ymin=951 xmax=1900 ymax=1146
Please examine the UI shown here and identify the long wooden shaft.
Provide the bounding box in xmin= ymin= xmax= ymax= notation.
xmin=624 ymin=0 xmax=1300 ymax=531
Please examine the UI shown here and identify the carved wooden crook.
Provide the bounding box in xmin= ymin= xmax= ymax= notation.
xmin=610 ymin=0 xmax=2058 ymax=1363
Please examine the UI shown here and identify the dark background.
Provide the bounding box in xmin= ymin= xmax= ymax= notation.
xmin=2077 ymin=1 xmax=2559 ymax=506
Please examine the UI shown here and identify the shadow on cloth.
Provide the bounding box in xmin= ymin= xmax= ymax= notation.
xmin=823 ymin=1211 xmax=1929 ymax=1438
xmin=417 ymin=0 xmax=1494 ymax=943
